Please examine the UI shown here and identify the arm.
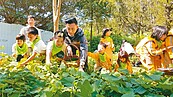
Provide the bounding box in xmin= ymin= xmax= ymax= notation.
xmin=37 ymin=28 xmax=42 ymax=39
xmin=20 ymin=52 xmax=37 ymax=66
xmin=79 ymin=34 xmax=88 ymax=65
xmin=145 ymin=41 xmax=164 ymax=56
xmin=88 ymin=52 xmax=98 ymax=60
xmin=46 ymin=42 xmax=53 ymax=64
xmin=110 ymin=38 xmax=115 ymax=51
xmin=127 ymin=61 xmax=132 ymax=74
xmin=12 ymin=43 xmax=16 ymax=57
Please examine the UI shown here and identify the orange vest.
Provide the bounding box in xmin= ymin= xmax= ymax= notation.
xmin=136 ymin=37 xmax=162 ymax=70
xmin=165 ymin=30 xmax=173 ymax=59
xmin=88 ymin=52 xmax=112 ymax=70
xmin=100 ymin=37 xmax=114 ymax=63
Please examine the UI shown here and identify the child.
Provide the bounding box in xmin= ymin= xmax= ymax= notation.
xmin=115 ymin=50 xmax=133 ymax=74
xmin=88 ymin=43 xmax=112 ymax=71
xmin=46 ymin=30 xmax=66 ymax=64
xmin=100 ymin=28 xmax=114 ymax=64
xmin=20 ymin=27 xmax=46 ymax=67
xmin=12 ymin=34 xmax=28 ymax=62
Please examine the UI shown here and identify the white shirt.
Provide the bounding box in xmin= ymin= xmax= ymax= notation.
xmin=12 ymin=43 xmax=17 ymax=54
xmin=46 ymin=41 xmax=53 ymax=64
xmin=33 ymin=40 xmax=46 ymax=54
xmin=124 ymin=42 xmax=135 ymax=55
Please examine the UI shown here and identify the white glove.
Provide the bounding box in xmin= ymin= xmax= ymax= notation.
xmin=80 ymin=61 xmax=85 ymax=68
xmin=78 ymin=61 xmax=85 ymax=72
xmin=67 ymin=46 xmax=72 ymax=56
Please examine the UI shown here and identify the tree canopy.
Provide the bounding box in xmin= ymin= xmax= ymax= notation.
xmin=0 ymin=0 xmax=173 ymax=36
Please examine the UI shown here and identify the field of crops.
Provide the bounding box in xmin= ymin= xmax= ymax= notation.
xmin=0 ymin=52 xmax=173 ymax=97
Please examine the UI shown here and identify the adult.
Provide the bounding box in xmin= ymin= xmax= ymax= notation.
xmin=136 ymin=26 xmax=173 ymax=70
xmin=62 ymin=17 xmax=88 ymax=72
xmin=164 ymin=28 xmax=173 ymax=64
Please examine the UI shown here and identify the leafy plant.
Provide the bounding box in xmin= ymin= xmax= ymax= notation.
xmin=0 ymin=54 xmax=172 ymax=97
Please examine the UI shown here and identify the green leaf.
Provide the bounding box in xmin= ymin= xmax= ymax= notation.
xmin=78 ymin=80 xmax=93 ymax=97
xmin=170 ymin=94 xmax=173 ymax=97
xmin=60 ymin=77 xmax=75 ymax=87
xmin=9 ymin=93 xmax=20 ymax=97
xmin=149 ymin=74 xmax=161 ymax=81
xmin=62 ymin=72 xmax=69 ymax=77
xmin=35 ymin=72 xmax=45 ymax=79
xmin=61 ymin=91 xmax=71 ymax=97
xmin=4 ymin=88 xmax=13 ymax=94
xmin=134 ymin=86 xmax=146 ymax=94
xmin=96 ymin=94 xmax=105 ymax=97
xmin=121 ymin=92 xmax=135 ymax=97
xmin=101 ymin=74 xmax=120 ymax=82
xmin=0 ymin=83 xmax=8 ymax=88
xmin=30 ymin=87 xmax=42 ymax=94
xmin=118 ymin=69 xmax=129 ymax=75
xmin=144 ymin=93 xmax=165 ymax=97
xmin=93 ymin=79 xmax=102 ymax=91
xmin=45 ymin=91 xmax=53 ymax=97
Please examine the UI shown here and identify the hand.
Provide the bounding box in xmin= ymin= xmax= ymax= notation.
xmin=46 ymin=62 xmax=52 ymax=65
xmin=80 ymin=61 xmax=85 ymax=67
xmin=67 ymin=46 xmax=73 ymax=56
xmin=79 ymin=62 xmax=85 ymax=72
xmin=78 ymin=66 xmax=84 ymax=72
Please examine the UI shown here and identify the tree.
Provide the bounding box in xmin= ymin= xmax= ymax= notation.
xmin=53 ymin=0 xmax=61 ymax=32
xmin=0 ymin=0 xmax=53 ymax=31
xmin=76 ymin=0 xmax=112 ymax=41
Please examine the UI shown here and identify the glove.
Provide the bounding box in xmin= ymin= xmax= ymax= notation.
xmin=67 ymin=46 xmax=72 ymax=56
xmin=79 ymin=61 xmax=85 ymax=72
xmin=80 ymin=61 xmax=85 ymax=68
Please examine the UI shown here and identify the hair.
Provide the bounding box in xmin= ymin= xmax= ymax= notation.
xmin=117 ymin=50 xmax=129 ymax=64
xmin=99 ymin=42 xmax=108 ymax=48
xmin=54 ymin=30 xmax=65 ymax=40
xmin=16 ymin=34 xmax=26 ymax=41
xmin=101 ymin=28 xmax=112 ymax=38
xmin=28 ymin=15 xmax=35 ymax=19
xmin=65 ymin=17 xmax=78 ymax=25
xmin=27 ymin=27 xmax=38 ymax=35
xmin=151 ymin=25 xmax=168 ymax=41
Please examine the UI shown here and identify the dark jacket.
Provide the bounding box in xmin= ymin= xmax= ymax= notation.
xmin=63 ymin=27 xmax=88 ymax=63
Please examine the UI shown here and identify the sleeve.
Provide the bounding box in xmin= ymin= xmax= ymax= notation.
xmin=33 ymin=40 xmax=46 ymax=54
xmin=79 ymin=34 xmax=88 ymax=63
xmin=145 ymin=41 xmax=162 ymax=56
xmin=88 ymin=52 xmax=97 ymax=60
xmin=37 ymin=28 xmax=42 ymax=39
xmin=12 ymin=43 xmax=16 ymax=54
xmin=19 ymin=27 xmax=25 ymax=35
xmin=110 ymin=38 xmax=115 ymax=51
xmin=46 ymin=41 xmax=53 ymax=64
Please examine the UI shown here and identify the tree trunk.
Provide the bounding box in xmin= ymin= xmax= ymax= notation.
xmin=53 ymin=0 xmax=61 ymax=32
xmin=90 ymin=4 xmax=93 ymax=41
